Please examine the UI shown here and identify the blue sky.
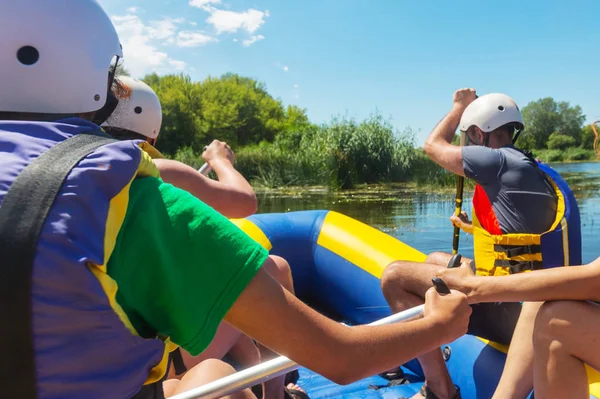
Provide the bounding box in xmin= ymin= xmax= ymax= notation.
xmin=98 ymin=0 xmax=600 ymax=145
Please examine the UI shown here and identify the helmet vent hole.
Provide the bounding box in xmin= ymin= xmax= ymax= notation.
xmin=94 ymin=94 xmax=101 ymax=101
xmin=498 ymin=105 xmax=505 ymax=111
xmin=17 ymin=46 xmax=40 ymax=66
xmin=134 ymin=106 xmax=143 ymax=114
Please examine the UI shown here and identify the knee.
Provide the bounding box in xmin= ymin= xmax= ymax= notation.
xmin=533 ymin=301 xmax=571 ymax=347
xmin=192 ymin=358 xmax=236 ymax=378
xmin=380 ymin=261 xmax=410 ymax=298
xmin=424 ymin=251 xmax=448 ymax=265
xmin=265 ymin=255 xmax=294 ymax=292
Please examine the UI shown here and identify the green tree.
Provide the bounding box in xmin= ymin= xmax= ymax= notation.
xmin=197 ymin=73 xmax=287 ymax=147
xmin=580 ymin=123 xmax=600 ymax=150
xmin=519 ymin=97 xmax=585 ymax=149
xmin=143 ymin=73 xmax=206 ymax=155
xmin=547 ymin=132 xmax=577 ymax=150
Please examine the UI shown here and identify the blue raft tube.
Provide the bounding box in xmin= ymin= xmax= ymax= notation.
xmin=231 ymin=210 xmax=600 ymax=399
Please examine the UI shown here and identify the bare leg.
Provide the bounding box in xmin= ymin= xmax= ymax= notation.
xmin=491 ymin=301 xmax=543 ymax=399
xmin=380 ymin=260 xmax=457 ymax=399
xmin=257 ymin=255 xmax=296 ymax=399
xmin=177 ymin=321 xmax=243 ymax=373
xmin=169 ymin=255 xmax=298 ymax=399
xmin=166 ymin=358 xmax=257 ymax=398
xmin=425 ymin=252 xmax=455 ymax=267
xmin=166 ymin=321 xmax=243 ymax=380
xmin=263 ymin=255 xmax=295 ymax=294
xmin=533 ymin=301 xmax=600 ymax=399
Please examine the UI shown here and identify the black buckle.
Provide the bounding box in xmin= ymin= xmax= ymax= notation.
xmin=494 ymin=244 xmax=541 ymax=258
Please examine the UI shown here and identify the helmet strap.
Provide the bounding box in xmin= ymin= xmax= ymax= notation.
xmin=483 ymin=130 xmax=491 ymax=147
xmin=91 ymin=58 xmax=121 ymax=126
xmin=512 ymin=128 xmax=522 ymax=145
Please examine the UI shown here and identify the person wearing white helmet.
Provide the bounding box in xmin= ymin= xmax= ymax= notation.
xmin=380 ymin=89 xmax=581 ymax=399
xmin=103 ymin=75 xmax=258 ymax=218
xmin=0 ymin=2 xmax=473 ymax=396
xmin=103 ymin=76 xmax=305 ymax=399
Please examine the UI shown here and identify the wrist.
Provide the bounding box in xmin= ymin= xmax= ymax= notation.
xmin=207 ymin=158 xmax=234 ymax=169
xmin=468 ymin=276 xmax=484 ymax=303
xmin=452 ymin=103 xmax=468 ymax=112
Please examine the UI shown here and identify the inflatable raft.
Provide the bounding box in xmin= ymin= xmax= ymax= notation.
xmin=232 ymin=210 xmax=600 ymax=399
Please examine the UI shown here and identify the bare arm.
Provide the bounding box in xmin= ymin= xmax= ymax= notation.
xmin=439 ymin=259 xmax=600 ymax=304
xmin=424 ymin=105 xmax=466 ymax=177
xmin=154 ymin=158 xmax=257 ymax=218
xmin=424 ymin=88 xmax=479 ymax=177
xmin=225 ymin=259 xmax=471 ymax=385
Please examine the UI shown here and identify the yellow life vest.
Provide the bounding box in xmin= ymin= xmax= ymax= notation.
xmin=472 ymin=162 xmax=581 ymax=276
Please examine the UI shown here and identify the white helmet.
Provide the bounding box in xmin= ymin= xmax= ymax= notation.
xmin=459 ymin=93 xmax=524 ymax=133
xmin=0 ymin=0 xmax=122 ymax=114
xmin=103 ymin=76 xmax=162 ymax=139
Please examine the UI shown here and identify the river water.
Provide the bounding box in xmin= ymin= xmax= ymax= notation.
xmin=256 ymin=162 xmax=600 ymax=264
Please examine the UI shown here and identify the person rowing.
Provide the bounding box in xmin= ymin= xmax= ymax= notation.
xmin=102 ymin=75 xmax=305 ymax=399
xmin=0 ymin=2 xmax=471 ymax=398
xmin=380 ymin=89 xmax=581 ymax=399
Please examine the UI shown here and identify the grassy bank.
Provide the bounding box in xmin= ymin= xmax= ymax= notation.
xmin=174 ymin=114 xmax=472 ymax=190
xmin=534 ymin=147 xmax=598 ymax=163
xmin=173 ymin=113 xmax=598 ymax=190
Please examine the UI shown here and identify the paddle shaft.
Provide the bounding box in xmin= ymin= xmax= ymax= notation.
xmin=169 ymin=304 xmax=425 ymax=399
xmin=198 ymin=163 xmax=211 ymax=175
xmin=452 ymin=131 xmax=467 ymax=254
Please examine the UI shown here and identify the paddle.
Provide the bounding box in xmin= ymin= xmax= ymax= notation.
xmin=452 ymin=131 xmax=467 ymax=255
xmin=198 ymin=163 xmax=211 ymax=175
xmin=169 ymin=280 xmax=452 ymax=399
xmin=198 ymin=145 xmax=212 ymax=175
xmin=592 ymin=120 xmax=600 ymax=155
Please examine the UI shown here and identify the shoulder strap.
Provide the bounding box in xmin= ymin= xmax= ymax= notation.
xmin=0 ymin=130 xmax=118 ymax=398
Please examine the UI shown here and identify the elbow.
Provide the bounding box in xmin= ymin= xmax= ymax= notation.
xmin=247 ymin=192 xmax=258 ymax=215
xmin=320 ymin=370 xmax=358 ymax=386
xmin=224 ymin=193 xmax=257 ymax=218
xmin=238 ymin=192 xmax=258 ymax=217
xmin=423 ymin=141 xmax=435 ymax=158
xmin=313 ymin=346 xmax=371 ymax=385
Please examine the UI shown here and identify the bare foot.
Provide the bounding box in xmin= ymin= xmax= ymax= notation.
xmin=284 ymin=383 xmax=308 ymax=399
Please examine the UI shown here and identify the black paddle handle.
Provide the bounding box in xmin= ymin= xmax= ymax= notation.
xmin=431 ymin=254 xmax=463 ymax=295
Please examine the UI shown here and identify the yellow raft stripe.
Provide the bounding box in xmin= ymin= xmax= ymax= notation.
xmin=588 ymin=368 xmax=600 ymax=398
xmin=231 ymin=211 xmax=600 ymax=397
xmin=317 ymin=211 xmax=427 ymax=278
xmin=230 ymin=218 xmax=273 ymax=251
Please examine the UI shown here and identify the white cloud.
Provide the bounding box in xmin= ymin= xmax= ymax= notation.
xmin=190 ymin=21 xmax=198 ymax=26
xmin=242 ymin=34 xmax=264 ymax=47
xmin=294 ymin=84 xmax=299 ymax=89
xmin=126 ymin=7 xmax=138 ymax=13
xmin=111 ymin=14 xmax=187 ymax=77
xmin=169 ymin=60 xmax=187 ymax=71
xmin=148 ymin=17 xmax=183 ymax=41
xmin=190 ymin=0 xmax=221 ymax=8
xmin=206 ymin=8 xmax=269 ymax=34
xmin=283 ymin=66 xmax=289 ymax=72
xmin=177 ymin=31 xmax=215 ymax=47
xmin=233 ymin=38 xmax=239 ymax=42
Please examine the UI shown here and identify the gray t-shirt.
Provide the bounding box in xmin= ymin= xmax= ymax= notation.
xmin=462 ymin=145 xmax=557 ymax=234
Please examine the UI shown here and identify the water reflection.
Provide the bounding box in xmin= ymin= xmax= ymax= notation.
xmin=256 ymin=162 xmax=600 ymax=264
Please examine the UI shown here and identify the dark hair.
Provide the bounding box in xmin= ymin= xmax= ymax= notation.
xmin=493 ymin=122 xmax=523 ymax=141
xmin=103 ymin=126 xmax=148 ymax=142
